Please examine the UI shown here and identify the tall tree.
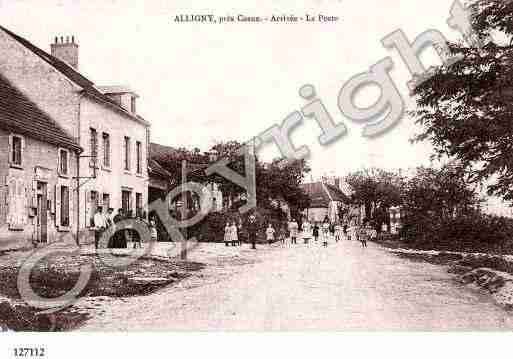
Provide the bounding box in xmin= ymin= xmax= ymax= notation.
xmin=411 ymin=0 xmax=513 ymax=200
xmin=345 ymin=168 xmax=404 ymax=219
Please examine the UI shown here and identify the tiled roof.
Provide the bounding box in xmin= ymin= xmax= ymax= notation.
xmin=0 ymin=25 xmax=149 ymax=126
xmin=0 ymin=74 xmax=81 ymax=152
xmin=150 ymin=143 xmax=209 ymax=173
xmin=148 ymin=158 xmax=173 ymax=180
xmin=300 ymin=181 xmax=350 ymax=208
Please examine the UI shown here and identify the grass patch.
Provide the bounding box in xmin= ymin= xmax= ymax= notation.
xmin=0 ymin=252 xmax=205 ymax=331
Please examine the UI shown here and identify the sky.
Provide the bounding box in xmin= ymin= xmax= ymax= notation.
xmin=0 ymin=0 xmax=463 ymax=180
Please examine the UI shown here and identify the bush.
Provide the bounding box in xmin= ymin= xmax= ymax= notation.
xmin=401 ymin=212 xmax=513 ymax=254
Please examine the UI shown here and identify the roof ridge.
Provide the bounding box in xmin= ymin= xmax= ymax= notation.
xmin=0 ymin=74 xmax=81 ymax=151
xmin=0 ymin=24 xmax=148 ymax=126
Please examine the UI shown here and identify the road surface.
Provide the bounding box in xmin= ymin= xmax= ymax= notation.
xmin=79 ymin=240 xmax=513 ymax=330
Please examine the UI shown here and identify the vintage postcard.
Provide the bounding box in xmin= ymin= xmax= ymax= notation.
xmin=0 ymin=0 xmax=512 ymax=357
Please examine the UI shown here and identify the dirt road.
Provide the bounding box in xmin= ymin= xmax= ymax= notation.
xmin=79 ymin=240 xmax=513 ymax=330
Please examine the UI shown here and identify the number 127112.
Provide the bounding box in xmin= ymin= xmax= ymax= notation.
xmin=13 ymin=348 xmax=45 ymax=357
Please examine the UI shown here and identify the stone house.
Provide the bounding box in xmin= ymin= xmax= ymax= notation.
xmin=0 ymin=26 xmax=150 ymax=244
xmin=0 ymin=74 xmax=81 ymax=250
xmin=300 ymin=180 xmax=350 ymax=223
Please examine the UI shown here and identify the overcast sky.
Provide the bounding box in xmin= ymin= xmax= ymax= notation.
xmin=0 ymin=0 xmax=462 ymax=179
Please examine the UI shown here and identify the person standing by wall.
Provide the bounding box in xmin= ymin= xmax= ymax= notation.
xmin=93 ymin=206 xmax=106 ymax=249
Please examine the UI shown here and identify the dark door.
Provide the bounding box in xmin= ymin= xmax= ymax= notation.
xmin=37 ymin=182 xmax=48 ymax=243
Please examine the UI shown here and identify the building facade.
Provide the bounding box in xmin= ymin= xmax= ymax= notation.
xmin=0 ymin=75 xmax=81 ymax=250
xmin=0 ymin=27 xmax=150 ymax=245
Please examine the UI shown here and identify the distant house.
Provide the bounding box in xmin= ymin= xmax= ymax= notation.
xmin=300 ymin=180 xmax=350 ymax=223
xmin=149 ymin=143 xmax=223 ymax=213
xmin=0 ymin=74 xmax=82 ymax=250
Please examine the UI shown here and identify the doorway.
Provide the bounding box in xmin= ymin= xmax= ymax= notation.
xmin=36 ymin=181 xmax=48 ymax=243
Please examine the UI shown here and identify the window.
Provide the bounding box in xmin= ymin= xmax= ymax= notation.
xmin=136 ymin=192 xmax=142 ymax=218
xmin=58 ymin=149 xmax=69 ymax=176
xmin=131 ymin=96 xmax=136 ymax=113
xmin=60 ymin=186 xmax=70 ymax=227
xmin=102 ymin=132 xmax=110 ymax=168
xmin=90 ymin=128 xmax=98 ymax=169
xmin=124 ymin=136 xmax=131 ymax=171
xmin=122 ymin=190 xmax=131 ymax=215
xmin=136 ymin=141 xmax=142 ymax=174
xmin=11 ymin=135 xmax=23 ymax=166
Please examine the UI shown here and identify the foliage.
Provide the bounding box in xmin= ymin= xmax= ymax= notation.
xmin=410 ymin=0 xmax=513 ymax=200
xmin=401 ymin=164 xmax=481 ymax=221
xmin=345 ymin=167 xmax=404 ymax=229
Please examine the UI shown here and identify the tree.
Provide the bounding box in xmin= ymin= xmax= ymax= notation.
xmin=402 ymin=164 xmax=481 ymax=221
xmin=400 ymin=164 xmax=484 ymax=248
xmin=345 ymin=168 xmax=404 ymax=229
xmin=411 ymin=0 xmax=513 ymax=200
xmin=257 ymin=158 xmax=311 ymax=219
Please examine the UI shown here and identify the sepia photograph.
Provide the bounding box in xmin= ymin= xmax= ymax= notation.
xmin=0 ymin=0 xmax=512 ymax=357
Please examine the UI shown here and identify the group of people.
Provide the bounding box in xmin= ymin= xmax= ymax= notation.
xmin=223 ymin=214 xmax=378 ymax=250
xmin=275 ymin=218 xmax=377 ymax=248
xmin=93 ymin=206 xmax=158 ymax=249
xmin=223 ymin=214 xmax=260 ymax=249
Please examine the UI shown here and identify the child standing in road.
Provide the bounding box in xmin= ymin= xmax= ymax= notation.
xmin=322 ymin=221 xmax=330 ymax=247
xmin=359 ymin=224 xmax=369 ymax=248
xmin=266 ymin=223 xmax=275 ymax=245
xmin=289 ymin=219 xmax=298 ymax=245
xmin=149 ymin=219 xmax=158 ymax=242
xmin=224 ymin=222 xmax=231 ymax=247
xmin=230 ymin=222 xmax=239 ymax=247
xmin=312 ymin=223 xmax=319 ymax=242
xmin=278 ymin=225 xmax=286 ymax=245
xmin=334 ymin=222 xmax=342 ymax=242
xmin=302 ymin=219 xmax=311 ymax=244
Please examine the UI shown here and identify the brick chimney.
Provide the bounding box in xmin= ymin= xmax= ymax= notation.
xmin=50 ymin=35 xmax=79 ymax=69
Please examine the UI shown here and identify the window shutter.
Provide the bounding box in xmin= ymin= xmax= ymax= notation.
xmin=7 ymin=135 xmax=12 ymax=165
xmin=31 ymin=180 xmax=37 ymax=209
xmin=15 ymin=179 xmax=23 ymax=228
xmin=55 ymin=185 xmax=61 ymax=229
xmin=68 ymin=152 xmax=72 ymax=177
xmin=69 ymin=187 xmax=74 ymax=228
xmin=7 ymin=178 xmax=14 ymax=227
xmin=57 ymin=150 xmax=61 ymax=175
xmin=0 ymin=176 xmax=6 ymax=222
xmin=47 ymin=184 xmax=54 ymax=215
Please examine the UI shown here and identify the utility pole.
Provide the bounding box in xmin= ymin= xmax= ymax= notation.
xmin=181 ymin=159 xmax=188 ymax=260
